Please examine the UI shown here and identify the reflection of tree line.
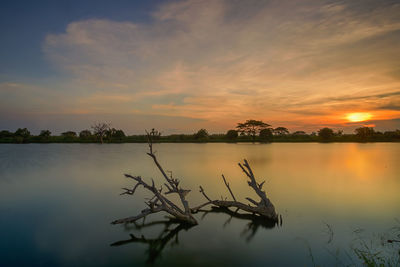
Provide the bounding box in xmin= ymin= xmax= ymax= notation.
xmin=111 ymin=208 xmax=281 ymax=264
xmin=1 ymin=119 xmax=399 ymax=143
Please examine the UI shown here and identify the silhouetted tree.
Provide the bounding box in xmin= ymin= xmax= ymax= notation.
xmin=149 ymin=128 xmax=161 ymax=141
xmin=61 ymin=131 xmax=77 ymax=138
xmin=383 ymin=130 xmax=400 ymax=140
xmin=14 ymin=128 xmax=30 ymax=138
xmin=259 ymin=128 xmax=273 ymax=142
xmin=226 ymin=129 xmax=238 ymax=140
xmin=91 ymin=122 xmax=110 ymax=143
xmin=355 ymin=127 xmax=375 ymax=141
xmin=335 ymin=130 xmax=343 ymax=136
xmin=113 ymin=129 xmax=126 ymax=139
xmin=0 ymin=130 xmax=14 ymax=138
xmin=273 ymin=127 xmax=289 ymax=136
xmin=39 ymin=130 xmax=51 ymax=141
xmin=194 ymin=129 xmax=209 ymax=140
xmin=79 ymin=130 xmax=92 ymax=139
xmin=292 ymin=131 xmax=306 ymax=136
xmin=318 ymin=128 xmax=334 ymax=141
xmin=236 ymin=120 xmax=271 ymax=141
xmin=39 ymin=130 xmax=51 ymax=137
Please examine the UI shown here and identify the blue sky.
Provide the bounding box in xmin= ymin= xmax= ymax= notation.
xmin=0 ymin=0 xmax=162 ymax=79
xmin=1 ymin=0 xmax=400 ymax=134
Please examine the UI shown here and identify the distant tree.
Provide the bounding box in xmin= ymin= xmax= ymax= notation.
xmin=106 ymin=128 xmax=117 ymax=139
xmin=226 ymin=129 xmax=238 ymax=140
xmin=292 ymin=131 xmax=307 ymax=136
xmin=113 ymin=129 xmax=126 ymax=139
xmin=39 ymin=130 xmax=51 ymax=141
xmin=335 ymin=130 xmax=343 ymax=136
xmin=355 ymin=127 xmax=375 ymax=141
xmin=273 ymin=127 xmax=289 ymax=136
xmin=79 ymin=130 xmax=92 ymax=139
xmin=236 ymin=119 xmax=271 ymax=141
xmin=105 ymin=128 xmax=125 ymax=141
xmin=61 ymin=131 xmax=77 ymax=137
xmin=148 ymin=128 xmax=161 ymax=141
xmin=91 ymin=122 xmax=111 ymax=143
xmin=194 ymin=129 xmax=209 ymax=140
xmin=39 ymin=130 xmax=51 ymax=138
xmin=14 ymin=128 xmax=30 ymax=138
xmin=318 ymin=128 xmax=334 ymax=141
xmin=259 ymin=128 xmax=273 ymax=142
xmin=383 ymin=130 xmax=400 ymax=140
xmin=0 ymin=130 xmax=14 ymax=138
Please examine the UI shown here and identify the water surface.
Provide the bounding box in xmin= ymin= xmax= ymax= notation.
xmin=0 ymin=143 xmax=399 ymax=266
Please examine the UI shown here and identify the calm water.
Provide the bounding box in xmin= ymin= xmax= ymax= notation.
xmin=0 ymin=143 xmax=399 ymax=266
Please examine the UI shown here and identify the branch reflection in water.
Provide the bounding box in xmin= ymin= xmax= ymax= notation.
xmin=111 ymin=209 xmax=282 ymax=264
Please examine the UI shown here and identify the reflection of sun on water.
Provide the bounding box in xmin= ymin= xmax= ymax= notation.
xmin=346 ymin=112 xmax=372 ymax=122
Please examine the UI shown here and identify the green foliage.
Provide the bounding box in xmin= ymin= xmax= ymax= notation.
xmin=226 ymin=129 xmax=238 ymax=140
xmin=318 ymin=128 xmax=335 ymax=141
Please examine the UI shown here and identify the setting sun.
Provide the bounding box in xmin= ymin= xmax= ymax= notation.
xmin=346 ymin=112 xmax=372 ymax=122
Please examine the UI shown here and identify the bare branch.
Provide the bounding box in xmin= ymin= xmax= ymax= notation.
xmin=113 ymin=130 xmax=197 ymax=225
xmin=222 ymin=174 xmax=236 ymax=201
xmin=197 ymin=159 xmax=278 ymax=221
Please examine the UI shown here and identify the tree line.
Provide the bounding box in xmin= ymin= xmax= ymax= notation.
xmin=0 ymin=119 xmax=399 ymax=143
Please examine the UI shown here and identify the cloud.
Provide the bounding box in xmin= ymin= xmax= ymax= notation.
xmin=4 ymin=0 xmax=400 ymax=132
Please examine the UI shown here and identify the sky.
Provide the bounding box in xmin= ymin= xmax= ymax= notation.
xmin=1 ymin=0 xmax=400 ymax=134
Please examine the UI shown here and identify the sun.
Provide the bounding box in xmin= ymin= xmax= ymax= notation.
xmin=346 ymin=112 xmax=372 ymax=122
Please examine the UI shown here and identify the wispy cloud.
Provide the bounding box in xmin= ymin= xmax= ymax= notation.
xmin=2 ymin=0 xmax=400 ymax=132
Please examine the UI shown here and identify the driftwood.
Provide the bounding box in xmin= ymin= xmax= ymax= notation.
xmin=192 ymin=159 xmax=278 ymax=221
xmin=112 ymin=130 xmax=278 ymax=226
xmin=112 ymin=130 xmax=197 ymax=225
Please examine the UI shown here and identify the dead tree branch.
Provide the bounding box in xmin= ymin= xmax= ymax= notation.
xmin=112 ymin=130 xmax=197 ymax=225
xmin=192 ymin=159 xmax=278 ymax=221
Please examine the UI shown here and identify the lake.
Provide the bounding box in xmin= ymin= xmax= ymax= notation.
xmin=0 ymin=143 xmax=399 ymax=266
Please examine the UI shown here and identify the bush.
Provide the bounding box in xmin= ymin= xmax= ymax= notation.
xmin=259 ymin=128 xmax=273 ymax=142
xmin=226 ymin=129 xmax=238 ymax=140
xmin=194 ymin=129 xmax=209 ymax=140
xmin=318 ymin=128 xmax=334 ymax=141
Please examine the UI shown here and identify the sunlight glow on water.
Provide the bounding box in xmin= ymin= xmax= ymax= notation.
xmin=0 ymin=143 xmax=399 ymax=266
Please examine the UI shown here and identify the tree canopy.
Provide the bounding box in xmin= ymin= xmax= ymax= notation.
xmin=236 ymin=120 xmax=271 ymax=141
xmin=273 ymin=127 xmax=289 ymax=135
xmin=318 ymin=128 xmax=334 ymax=141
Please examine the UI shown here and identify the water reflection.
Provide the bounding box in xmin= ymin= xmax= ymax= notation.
xmin=197 ymin=206 xmax=279 ymax=242
xmin=1 ymin=143 xmax=399 ymax=266
xmin=111 ymin=207 xmax=280 ymax=265
xmin=111 ymin=219 xmax=194 ymax=264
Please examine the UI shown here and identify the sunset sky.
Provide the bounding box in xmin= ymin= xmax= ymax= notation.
xmin=1 ymin=0 xmax=400 ymax=134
